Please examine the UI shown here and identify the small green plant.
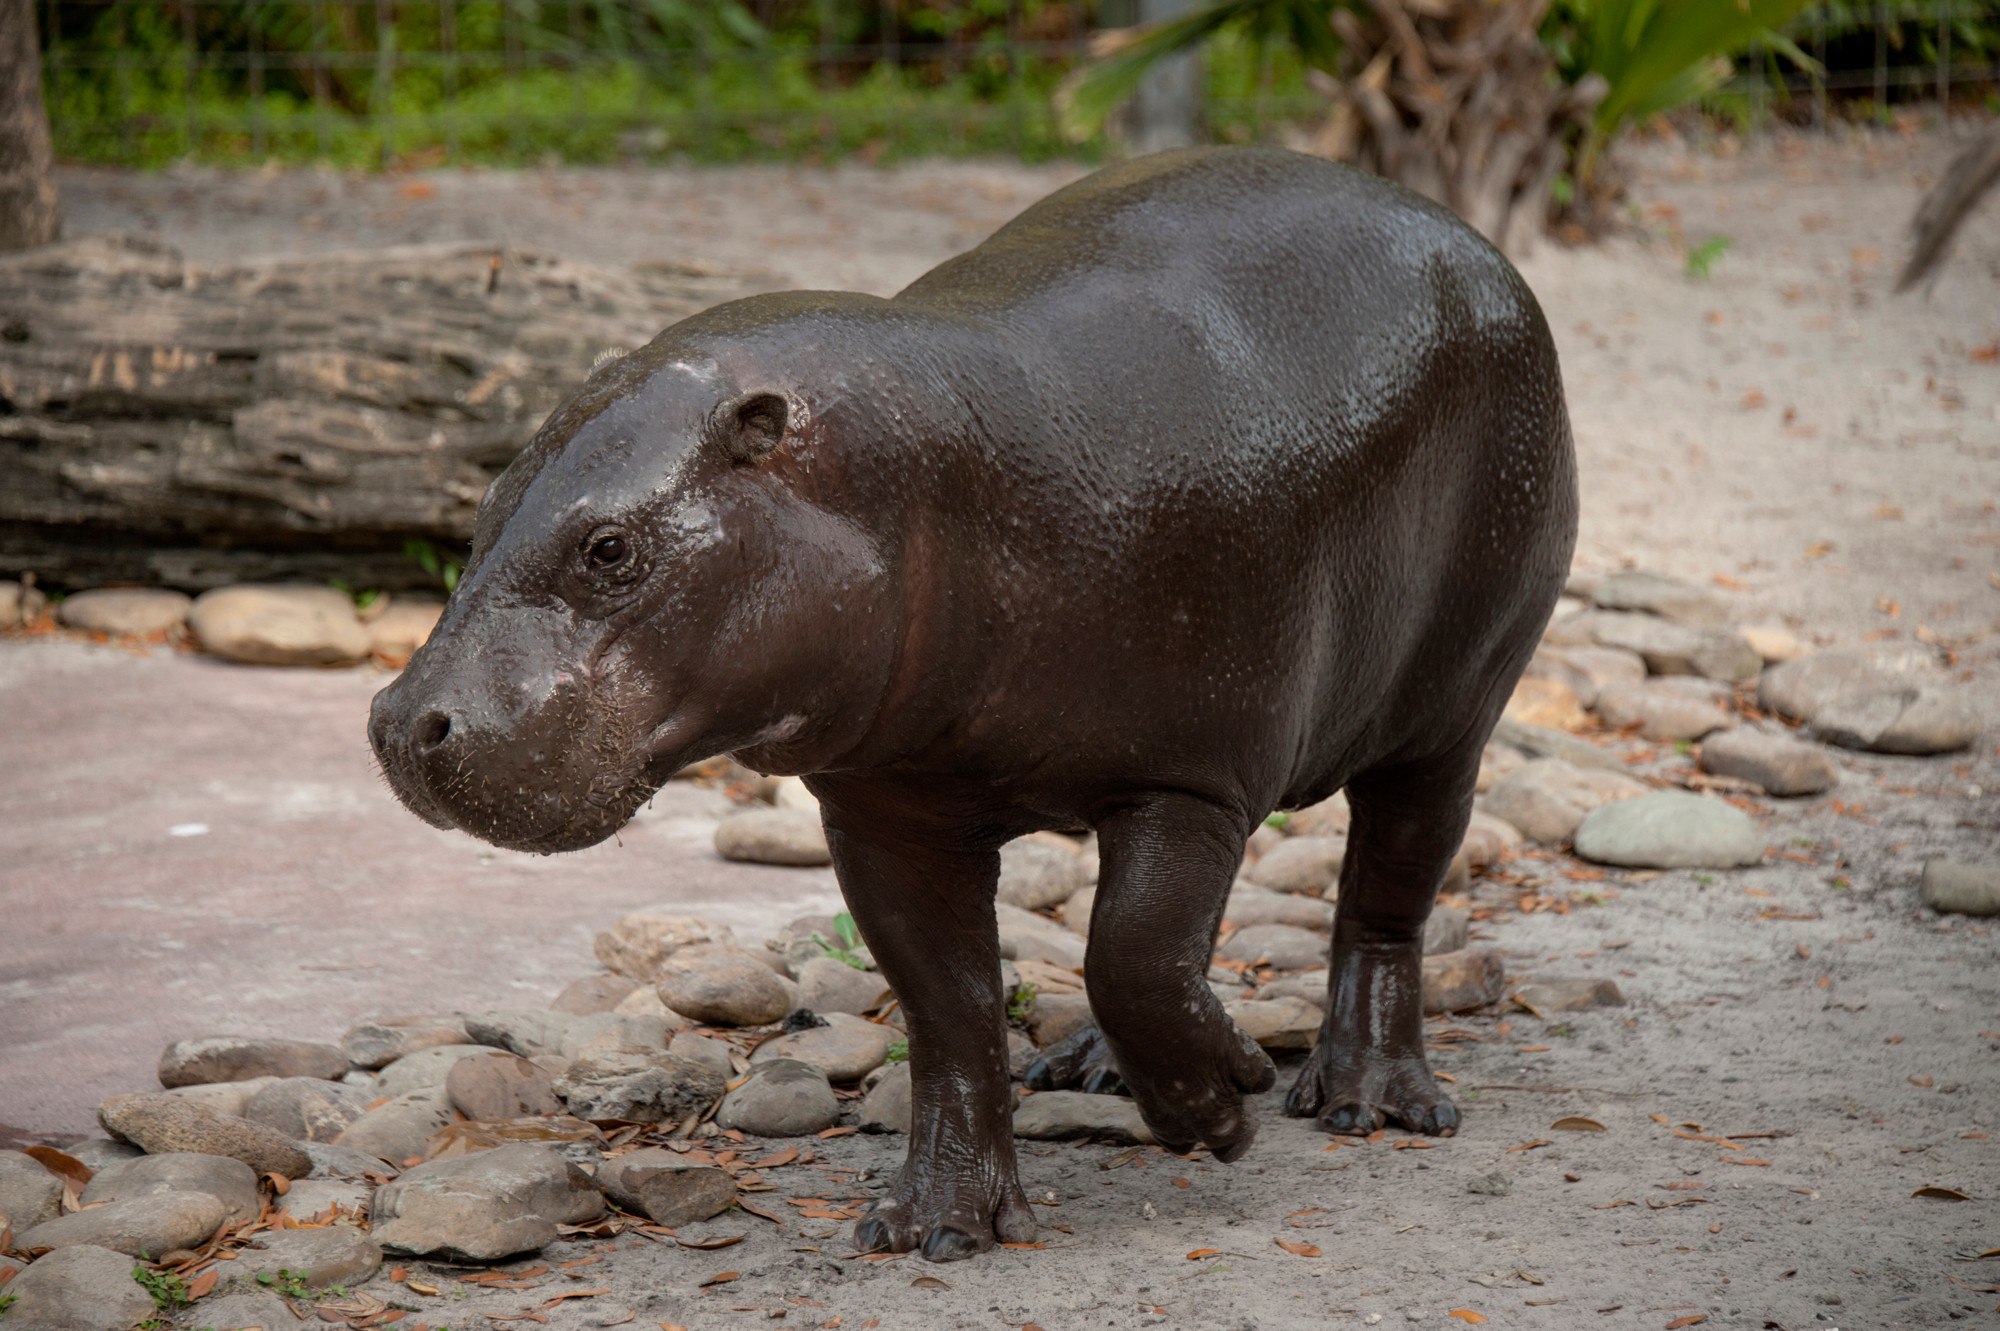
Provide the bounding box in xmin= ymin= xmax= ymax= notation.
xmin=1006 ymin=980 xmax=1038 ymax=1023
xmin=1262 ymin=811 xmax=1290 ymax=830
xmin=1549 ymin=1022 xmax=1577 ymax=1038
xmin=811 ymin=912 xmax=870 ymax=971
xmin=1673 ymin=739 xmax=1695 ymax=756
xmin=403 ymin=538 xmax=465 ymax=594
xmin=255 ymin=1268 xmax=312 ymax=1299
xmin=0 ymin=1291 xmax=17 ymax=1314
xmin=133 ymin=1265 xmax=189 ymax=1310
xmin=1830 ymin=875 xmax=1852 ymax=891
xmin=884 ymin=1038 xmax=909 ymax=1064
xmin=1692 ymin=872 xmax=1715 ymax=885
xmin=1685 ymin=235 xmax=1732 ymax=280
xmin=330 ymin=579 xmax=385 ymax=614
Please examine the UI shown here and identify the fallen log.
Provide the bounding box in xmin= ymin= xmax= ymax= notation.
xmin=0 ymin=235 xmax=753 ymax=590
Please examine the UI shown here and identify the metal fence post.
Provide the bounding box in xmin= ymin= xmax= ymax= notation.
xmin=1129 ymin=0 xmax=1198 ymax=151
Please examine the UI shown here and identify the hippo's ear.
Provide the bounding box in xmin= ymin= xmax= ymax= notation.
xmin=708 ymin=391 xmax=791 ymax=465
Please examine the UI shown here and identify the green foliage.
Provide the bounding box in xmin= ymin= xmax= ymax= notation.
xmin=812 ymin=911 xmax=872 ymax=971
xmin=1006 ymin=980 xmax=1037 ymax=1023
xmin=132 ymin=1266 xmax=189 ymax=1311
xmin=0 ymin=1291 xmax=16 ymax=1314
xmin=255 ymin=1268 xmax=313 ymax=1299
xmin=1552 ymin=0 xmax=1819 ymax=183
xmin=330 ymin=580 xmax=384 ymax=613
xmin=403 ymin=538 xmax=464 ymax=594
xmin=884 ymin=1038 xmax=910 ymax=1063
xmin=1262 ymin=810 xmax=1289 ymax=830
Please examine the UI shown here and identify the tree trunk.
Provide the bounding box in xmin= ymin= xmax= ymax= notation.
xmin=0 ymin=237 xmax=751 ymax=590
xmin=0 ymin=0 xmax=60 ymax=252
xmin=1899 ymin=123 xmax=2000 ymax=292
xmin=1296 ymin=0 xmax=1604 ymax=255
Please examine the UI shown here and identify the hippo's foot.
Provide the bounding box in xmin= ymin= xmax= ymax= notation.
xmin=1113 ymin=1012 xmax=1277 ymax=1161
xmin=852 ymin=1162 xmax=1038 ymax=1262
xmin=1024 ymin=1022 xmax=1125 ymax=1095
xmin=1283 ymin=1044 xmax=1459 ymax=1137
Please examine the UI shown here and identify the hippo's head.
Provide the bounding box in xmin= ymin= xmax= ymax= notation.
xmin=368 ymin=306 xmax=909 ymax=853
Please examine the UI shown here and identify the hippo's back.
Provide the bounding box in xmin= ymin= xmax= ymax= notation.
xmin=892 ymin=147 xmax=1575 ymax=808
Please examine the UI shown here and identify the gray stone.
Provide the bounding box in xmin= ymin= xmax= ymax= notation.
xmin=1490 ymin=717 xmax=1629 ymax=771
xmin=668 ymin=1032 xmax=736 ymax=1081
xmin=80 ymin=1151 xmax=260 ymax=1226
xmin=996 ymin=901 xmax=1089 ymax=968
xmin=1223 ymin=997 xmax=1320 ymax=1050
xmin=340 ymin=1015 xmax=471 ymax=1070
xmin=552 ymin=974 xmax=642 ymax=1016
xmin=1424 ymin=905 xmax=1469 ymax=956
xmin=1006 ymin=1030 xmax=1038 ymax=1080
xmin=182 ymin=1287 xmax=295 ymax=1330
xmin=63 ymin=1139 xmax=142 ymax=1171
xmin=1243 ymin=835 xmax=1346 ymax=896
xmin=1697 ymin=727 xmax=1839 ymax=796
xmin=15 ymin=1190 xmax=226 ymax=1257
xmin=188 ymin=583 xmax=371 ymax=665
xmin=1216 ymin=923 xmax=1327 ymax=970
xmin=158 ymin=1036 xmax=348 ymax=1088
xmin=1572 ymin=791 xmax=1763 ymax=869
xmin=158 ymin=1076 xmax=278 ymax=1118
xmin=1590 ymin=570 xmax=1733 ymax=627
xmin=858 ymin=1061 xmax=912 ymax=1134
xmin=445 ymin=1050 xmax=564 ymax=1122
xmin=242 ymin=1077 xmax=372 ymax=1143
xmin=1060 ymin=884 xmax=1095 ymax=937
xmin=1012 ymin=1092 xmax=1153 ymax=1144
xmin=598 ymin=1148 xmax=736 ymax=1226
xmin=57 ymin=587 xmax=192 ymax=636
xmin=0 ymin=1244 xmax=157 ymax=1329
xmin=1574 ymin=611 xmax=1761 ymax=681
xmin=1024 ymin=992 xmax=1094 ymax=1048
xmin=1921 ymin=860 xmax=2000 ymax=917
xmin=713 ymin=806 xmax=831 ymax=866
xmin=0 ymin=578 xmax=48 ymax=628
xmin=593 ymin=911 xmax=737 ymax=983
xmin=1481 ymin=758 xmax=1647 ymax=844
xmin=1548 ymin=645 xmax=1649 ymax=697
xmin=1223 ymin=884 xmax=1334 ymax=932
xmin=1512 ymin=978 xmax=1626 ymax=1012
xmin=374 ymin=1044 xmax=493 ymax=1097
xmin=98 ymin=1094 xmax=313 ymax=1179
xmin=1425 ymin=950 xmax=1508 ymax=1014
xmin=0 ymin=1151 xmax=63 ymax=1232
xmin=278 ymin=1176 xmax=373 ymax=1220
xmin=231 ymin=1224 xmax=383 ymax=1288
xmin=795 ymin=956 xmax=893 ymax=1016
xmin=553 ymin=1050 xmax=726 ymax=1125
xmin=1739 ymin=623 xmax=1804 ymax=664
xmin=1761 ymin=650 xmax=1979 ymax=754
xmin=751 ymin=1012 xmax=895 ymax=1082
xmin=1504 ymin=660 xmax=1592 ymax=730
xmin=1284 ymin=791 xmax=1350 ymax=838
xmin=996 ymin=836 xmax=1090 ymax=910
xmin=655 ymin=947 xmax=795 ymax=1027
xmin=371 ymin=1144 xmax=604 ymax=1262
xmin=1467 ymin=1171 xmax=1512 ymax=1197
xmin=1256 ymin=969 xmax=1329 ymax=1010
xmin=715 ymin=1059 xmax=841 ymax=1137
xmin=302 ymin=1141 xmax=394 ymax=1179
xmin=333 ymin=1090 xmax=457 ymax=1166
xmin=1593 ymin=680 xmax=1733 ymax=741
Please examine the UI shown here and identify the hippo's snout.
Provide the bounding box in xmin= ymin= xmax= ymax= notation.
xmin=367 ymin=627 xmax=654 ymax=854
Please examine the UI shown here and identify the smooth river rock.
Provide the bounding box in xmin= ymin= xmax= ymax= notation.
xmin=0 ymin=1244 xmax=158 ymax=1329
xmin=98 ymin=1093 xmax=313 ymax=1179
xmin=715 ymin=1059 xmax=840 ymax=1137
xmin=1697 ymin=726 xmax=1839 ymax=796
xmin=57 ymin=587 xmax=192 ymax=636
xmin=1571 ymin=791 xmax=1763 ymax=869
xmin=713 ymin=806 xmax=831 ymax=866
xmin=371 ymin=1144 xmax=605 ymax=1263
xmin=79 ymin=1151 xmax=260 ymax=1226
xmin=157 ymin=1035 xmax=348 ymax=1088
xmin=655 ymin=946 xmax=795 ymax=1027
xmin=597 ymin=1148 xmax=737 ymax=1226
xmin=188 ymin=584 xmax=372 ymax=666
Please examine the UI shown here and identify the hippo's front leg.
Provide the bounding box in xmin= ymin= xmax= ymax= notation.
xmin=1087 ymin=794 xmax=1277 ymax=1159
xmin=818 ymin=803 xmax=1036 ymax=1262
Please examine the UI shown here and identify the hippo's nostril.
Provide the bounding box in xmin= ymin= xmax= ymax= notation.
xmin=413 ymin=711 xmax=454 ymax=753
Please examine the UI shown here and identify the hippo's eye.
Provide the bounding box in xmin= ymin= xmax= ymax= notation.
xmin=587 ymin=534 xmax=628 ymax=569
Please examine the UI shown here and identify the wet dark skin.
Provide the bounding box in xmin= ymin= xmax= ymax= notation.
xmin=370 ymin=147 xmax=1578 ymax=1262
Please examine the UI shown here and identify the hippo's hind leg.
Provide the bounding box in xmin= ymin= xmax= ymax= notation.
xmin=816 ymin=796 xmax=1036 ymax=1262
xmin=1085 ymin=793 xmax=1278 ymax=1160
xmin=1283 ymin=737 xmax=1483 ymax=1137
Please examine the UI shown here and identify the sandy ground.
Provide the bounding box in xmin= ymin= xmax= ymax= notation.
xmin=3 ymin=126 xmax=1998 ymax=1328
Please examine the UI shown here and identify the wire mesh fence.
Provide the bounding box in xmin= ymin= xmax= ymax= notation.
xmin=37 ymin=0 xmax=2000 ymax=170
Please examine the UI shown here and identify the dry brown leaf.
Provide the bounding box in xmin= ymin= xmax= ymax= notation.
xmin=185 ymin=1268 xmax=218 ymax=1299
xmin=1186 ymin=1248 xmax=1222 ymax=1260
xmin=1508 ymin=1139 xmax=1552 ymax=1153
xmin=1275 ymin=1238 xmax=1321 ymax=1257
xmin=911 ymin=1275 xmax=952 ymax=1290
xmin=1665 ymin=1317 xmax=1708 ymax=1329
xmin=1552 ymin=1116 xmax=1605 ymax=1133
xmin=1171 ymin=1176 xmax=1191 ymax=1189
xmin=1447 ymin=1312 xmax=1488 ymax=1325
xmin=699 ymin=1271 xmax=741 ymax=1287
xmin=676 ymin=1233 xmax=745 ymax=1250
xmin=264 ymin=1171 xmax=290 ymax=1196
xmin=23 ymin=1146 xmax=92 ymax=1190
xmin=1913 ymin=1186 xmax=1972 ymax=1201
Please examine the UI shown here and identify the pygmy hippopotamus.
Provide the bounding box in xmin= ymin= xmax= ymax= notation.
xmin=370 ymin=146 xmax=1578 ymax=1262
